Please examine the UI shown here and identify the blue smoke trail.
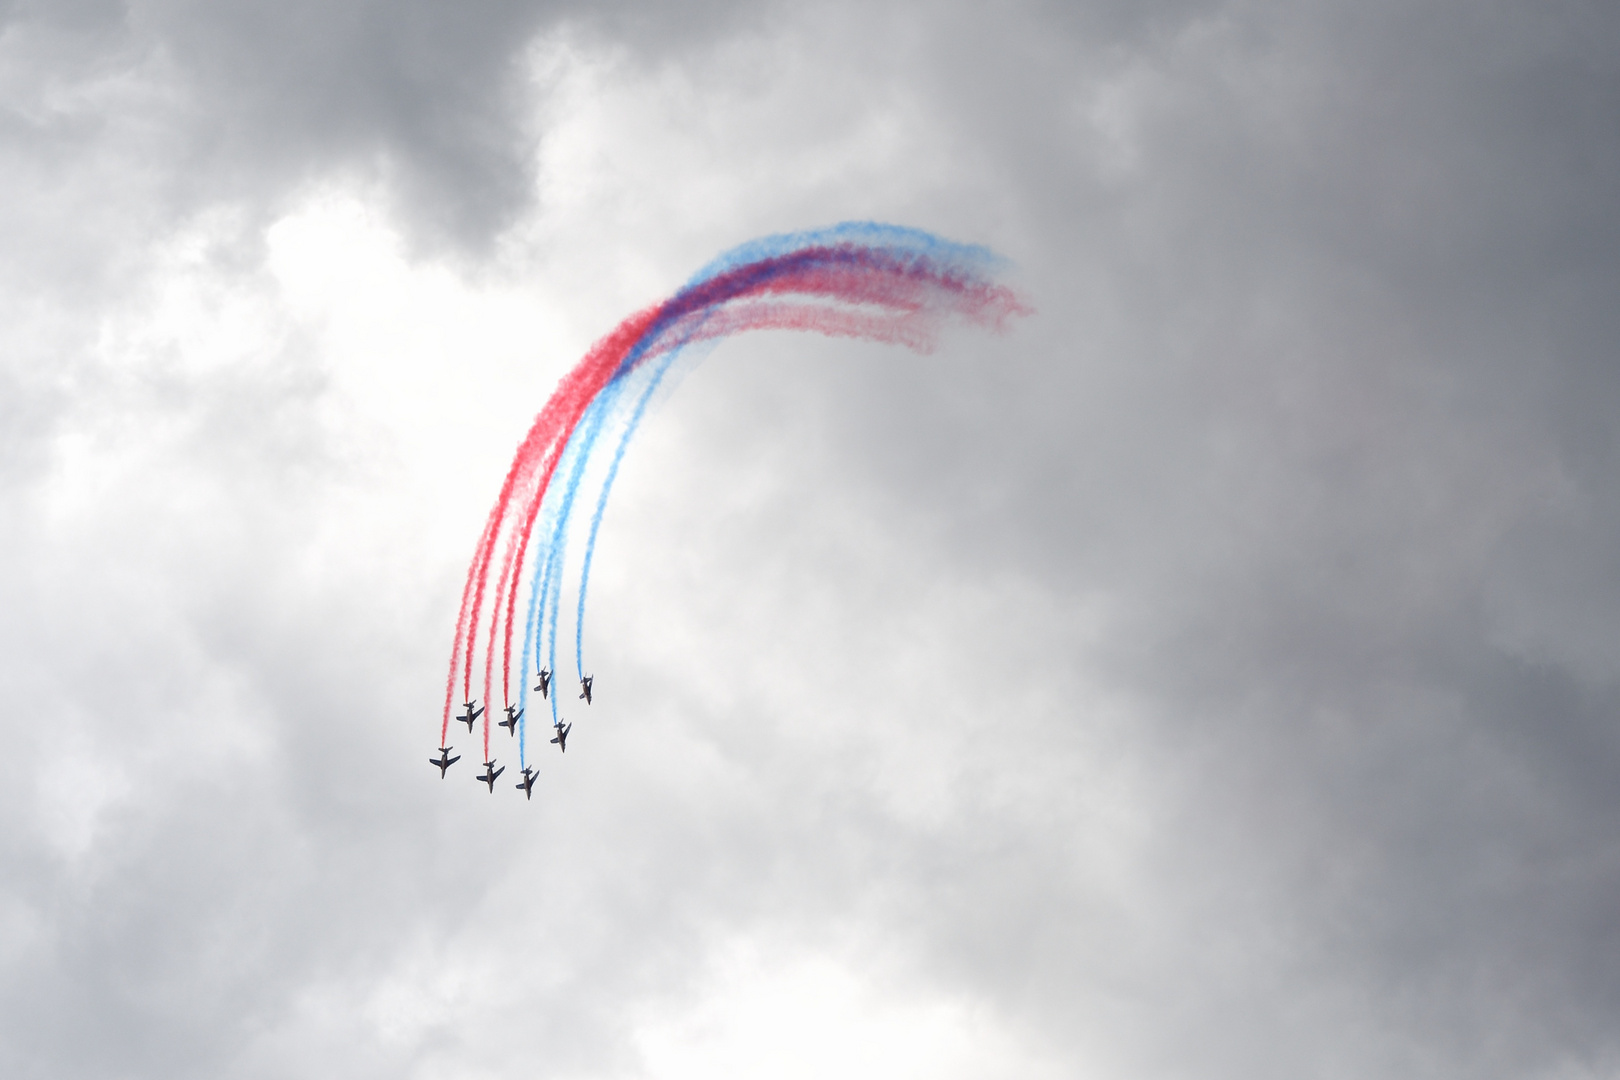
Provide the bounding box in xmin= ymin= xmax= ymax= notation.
xmin=513 ymin=419 xmax=588 ymax=769
xmin=571 ymin=342 xmax=697 ymax=681
xmin=533 ymin=384 xmax=619 ymax=725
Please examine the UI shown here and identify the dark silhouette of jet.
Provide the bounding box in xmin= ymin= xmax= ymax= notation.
xmin=578 ymin=676 xmax=593 ymax=704
xmin=429 ymin=747 xmax=460 ymax=778
xmin=515 ymin=766 xmax=538 ymax=800
xmin=457 ymin=701 xmax=484 ymax=732
xmin=476 ymin=760 xmax=505 ymax=792
xmin=550 ymin=721 xmax=572 ymax=753
xmin=499 ymin=704 xmax=522 ymax=736
xmin=534 ymin=669 xmax=551 ymax=698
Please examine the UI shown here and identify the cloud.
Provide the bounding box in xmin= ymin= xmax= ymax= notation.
xmin=2 ymin=1 xmax=1620 ymax=1078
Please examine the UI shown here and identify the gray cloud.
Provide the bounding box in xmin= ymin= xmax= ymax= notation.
xmin=3 ymin=0 xmax=1619 ymax=1077
xmin=787 ymin=2 xmax=1620 ymax=1072
xmin=2 ymin=0 xmax=766 ymax=263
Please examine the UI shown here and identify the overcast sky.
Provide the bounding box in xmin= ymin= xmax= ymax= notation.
xmin=3 ymin=1 xmax=1619 ymax=1077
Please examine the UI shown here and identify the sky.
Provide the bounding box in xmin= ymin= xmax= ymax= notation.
xmin=2 ymin=0 xmax=1619 ymax=1077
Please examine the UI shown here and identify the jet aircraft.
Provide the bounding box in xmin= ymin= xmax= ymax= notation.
xmin=550 ymin=721 xmax=572 ymax=753
xmin=477 ymin=760 xmax=505 ymax=792
xmin=429 ymin=746 xmax=460 ymax=778
xmin=534 ymin=669 xmax=551 ymax=698
xmin=578 ymin=675 xmax=594 ymax=704
xmin=515 ymin=766 xmax=538 ymax=800
xmin=457 ymin=701 xmax=484 ymax=732
xmin=499 ymin=704 xmax=522 ymax=736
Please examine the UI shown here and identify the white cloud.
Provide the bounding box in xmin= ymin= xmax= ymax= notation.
xmin=629 ymin=935 xmax=1067 ymax=1080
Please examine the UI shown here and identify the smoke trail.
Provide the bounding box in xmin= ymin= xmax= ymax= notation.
xmin=573 ymin=342 xmax=694 ymax=681
xmin=442 ymin=223 xmax=1030 ymax=771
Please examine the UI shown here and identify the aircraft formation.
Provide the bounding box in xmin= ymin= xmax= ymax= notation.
xmin=435 ymin=224 xmax=1027 ymax=800
xmin=430 ymin=669 xmax=592 ymax=797
xmin=427 ymin=670 xmax=592 ymax=799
